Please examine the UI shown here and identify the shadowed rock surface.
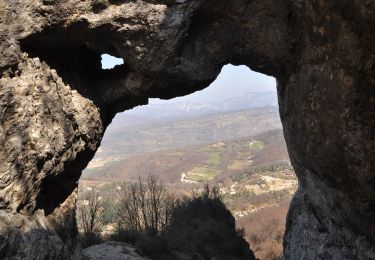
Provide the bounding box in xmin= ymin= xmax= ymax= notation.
xmin=0 ymin=0 xmax=374 ymax=259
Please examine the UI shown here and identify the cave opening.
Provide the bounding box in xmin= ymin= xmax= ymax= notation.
xmin=19 ymin=25 xmax=129 ymax=109
xmin=79 ymin=64 xmax=297 ymax=258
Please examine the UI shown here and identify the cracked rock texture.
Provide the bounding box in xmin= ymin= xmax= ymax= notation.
xmin=0 ymin=0 xmax=374 ymax=259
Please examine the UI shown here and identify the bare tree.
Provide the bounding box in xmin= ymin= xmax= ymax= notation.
xmin=77 ymin=190 xmax=104 ymax=247
xmin=117 ymin=175 xmax=176 ymax=234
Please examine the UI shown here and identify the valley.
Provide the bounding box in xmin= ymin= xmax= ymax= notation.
xmin=80 ymin=102 xmax=297 ymax=258
xmin=84 ymin=106 xmax=282 ymax=175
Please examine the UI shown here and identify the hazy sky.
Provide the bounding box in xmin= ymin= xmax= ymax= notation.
xmin=101 ymin=54 xmax=276 ymax=104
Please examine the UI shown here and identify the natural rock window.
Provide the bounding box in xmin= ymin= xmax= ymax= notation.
xmin=1 ymin=1 xmax=374 ymax=259
xmin=101 ymin=54 xmax=124 ymax=70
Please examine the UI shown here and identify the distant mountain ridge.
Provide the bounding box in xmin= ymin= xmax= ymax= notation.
xmin=126 ymin=91 xmax=278 ymax=119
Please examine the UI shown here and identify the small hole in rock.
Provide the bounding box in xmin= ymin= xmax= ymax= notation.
xmin=101 ymin=54 xmax=124 ymax=69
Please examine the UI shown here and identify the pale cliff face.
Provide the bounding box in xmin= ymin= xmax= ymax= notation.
xmin=0 ymin=0 xmax=374 ymax=259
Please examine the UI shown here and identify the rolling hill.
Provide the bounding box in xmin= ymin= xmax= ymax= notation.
xmin=84 ymin=106 xmax=282 ymax=176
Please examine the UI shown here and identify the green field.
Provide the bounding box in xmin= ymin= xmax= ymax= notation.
xmin=187 ymin=167 xmax=219 ymax=182
xmin=249 ymin=141 xmax=264 ymax=150
xmin=207 ymin=151 xmax=221 ymax=165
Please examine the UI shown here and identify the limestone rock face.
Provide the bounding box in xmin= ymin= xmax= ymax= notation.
xmin=0 ymin=0 xmax=374 ymax=259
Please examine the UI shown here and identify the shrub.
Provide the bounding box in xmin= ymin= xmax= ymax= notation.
xmin=111 ymin=183 xmax=256 ymax=260
xmin=116 ymin=175 xmax=176 ymax=235
xmin=77 ymin=190 xmax=104 ymax=248
xmin=162 ymin=185 xmax=256 ymax=260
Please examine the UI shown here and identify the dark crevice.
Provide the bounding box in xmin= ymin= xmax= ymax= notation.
xmin=20 ymin=43 xmax=124 ymax=107
xmin=35 ymin=144 xmax=97 ymax=215
xmin=19 ymin=23 xmax=128 ymax=108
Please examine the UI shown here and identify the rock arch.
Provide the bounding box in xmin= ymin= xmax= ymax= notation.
xmin=0 ymin=0 xmax=374 ymax=259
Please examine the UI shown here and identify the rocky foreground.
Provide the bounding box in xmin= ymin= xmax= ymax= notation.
xmin=84 ymin=241 xmax=149 ymax=260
